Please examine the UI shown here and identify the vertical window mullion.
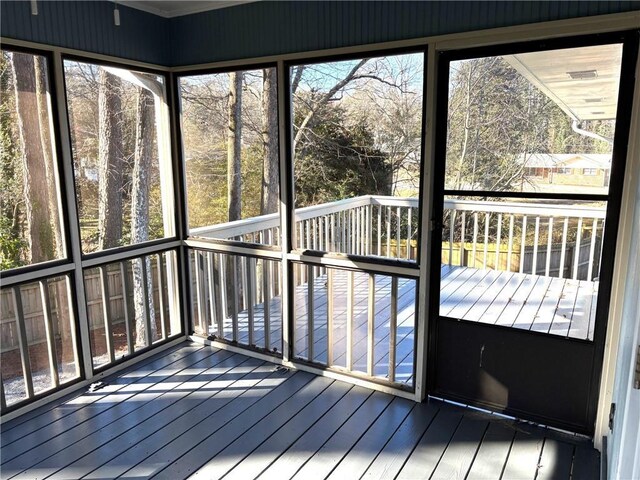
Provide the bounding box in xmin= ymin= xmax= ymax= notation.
xmin=52 ymin=51 xmax=94 ymax=380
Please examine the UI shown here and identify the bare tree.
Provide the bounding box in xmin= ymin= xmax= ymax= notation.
xmin=261 ymin=68 xmax=279 ymax=215
xmin=227 ymin=71 xmax=243 ymax=222
xmin=11 ymin=52 xmax=55 ymax=263
xmin=34 ymin=56 xmax=63 ymax=257
xmin=97 ymin=69 xmax=124 ymax=250
xmin=130 ymin=86 xmax=156 ymax=346
xmin=292 ymin=59 xmax=369 ymax=156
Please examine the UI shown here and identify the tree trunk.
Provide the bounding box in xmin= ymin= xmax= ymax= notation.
xmin=227 ymin=71 xmax=242 ymax=222
xmin=11 ymin=52 xmax=55 ymax=263
xmin=34 ymin=56 xmax=63 ymax=258
xmin=131 ymin=87 xmax=157 ymax=346
xmin=97 ymin=69 xmax=124 ymax=250
xmin=261 ymin=68 xmax=279 ymax=215
xmin=454 ymin=65 xmax=473 ymax=190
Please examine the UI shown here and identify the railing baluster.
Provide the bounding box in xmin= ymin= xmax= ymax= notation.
xmin=157 ymin=253 xmax=168 ymax=340
xmin=353 ymin=209 xmax=358 ymax=254
xmin=231 ymin=255 xmax=239 ymax=342
xmin=573 ymin=218 xmax=583 ymax=280
xmin=342 ymin=211 xmax=346 ymax=254
xmin=214 ymin=253 xmax=224 ymax=338
xmin=362 ymin=206 xmax=366 ymax=255
xmin=519 ymin=216 xmax=528 ymax=274
xmin=120 ymin=261 xmax=134 ymax=354
xmin=532 ymin=216 xmax=540 ymax=275
xmin=386 ymin=206 xmax=391 ymax=258
xmin=559 ymin=217 xmax=569 ymax=279
xmin=99 ymin=265 xmax=116 ymax=361
xmin=472 ymin=212 xmax=479 ymax=268
xmin=367 ymin=274 xmax=375 ymax=376
xmin=194 ymin=252 xmax=205 ymax=334
xmin=327 ymin=268 xmax=334 ymax=366
xmin=307 ymin=264 xmax=314 ymax=361
xmin=389 ymin=276 xmax=398 ymax=383
xmin=396 ymin=206 xmax=401 ymax=258
xmin=313 ymin=217 xmax=322 ymax=278
xmin=495 ymin=213 xmax=502 ymax=270
xmin=507 ymin=214 xmax=514 ymax=271
xmin=141 ymin=257 xmax=153 ymax=347
xmin=247 ymin=257 xmax=255 ymax=346
xmin=460 ymin=211 xmax=466 ymax=266
xmin=449 ymin=210 xmax=455 ymax=267
xmin=346 ymin=270 xmax=354 ymax=371
xmin=263 ymin=260 xmax=271 ymax=350
xmin=588 ymin=218 xmax=598 ymax=281
xmin=483 ymin=213 xmax=489 ymax=269
xmin=12 ymin=286 xmax=33 ymax=398
xmin=377 ymin=205 xmax=382 ymax=257
xmin=333 ymin=213 xmax=338 ymax=253
xmin=357 ymin=207 xmax=362 ymax=255
xmin=241 ymin=256 xmax=248 ymax=311
xmin=367 ymin=204 xmax=372 ymax=256
xmin=39 ymin=280 xmax=59 ymax=388
xmin=545 ymin=218 xmax=554 ymax=277
xmin=205 ymin=252 xmax=215 ymax=337
xmin=324 ymin=215 xmax=330 ymax=253
xmin=407 ymin=207 xmax=412 ymax=260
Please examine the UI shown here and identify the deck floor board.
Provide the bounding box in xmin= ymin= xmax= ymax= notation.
xmin=0 ymin=342 xmax=599 ymax=480
xmin=211 ymin=266 xmax=597 ymax=395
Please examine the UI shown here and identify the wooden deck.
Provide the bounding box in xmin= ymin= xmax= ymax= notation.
xmin=226 ymin=265 xmax=597 ymax=382
xmin=439 ymin=266 xmax=598 ymax=341
xmin=0 ymin=342 xmax=599 ymax=479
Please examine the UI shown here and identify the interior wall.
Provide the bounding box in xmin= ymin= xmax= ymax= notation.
xmin=0 ymin=0 xmax=170 ymax=65
xmin=168 ymin=0 xmax=640 ymax=65
xmin=2 ymin=1 xmax=638 ymax=67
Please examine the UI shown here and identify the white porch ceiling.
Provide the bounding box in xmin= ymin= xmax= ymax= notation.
xmin=118 ymin=0 xmax=256 ymax=18
xmin=503 ymin=43 xmax=623 ymax=122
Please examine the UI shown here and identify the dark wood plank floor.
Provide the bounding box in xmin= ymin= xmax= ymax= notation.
xmin=0 ymin=342 xmax=599 ymax=480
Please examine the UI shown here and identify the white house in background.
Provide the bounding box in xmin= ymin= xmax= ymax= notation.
xmin=519 ymin=153 xmax=611 ymax=193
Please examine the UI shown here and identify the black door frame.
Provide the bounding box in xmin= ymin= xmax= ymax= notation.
xmin=427 ymin=30 xmax=639 ymax=435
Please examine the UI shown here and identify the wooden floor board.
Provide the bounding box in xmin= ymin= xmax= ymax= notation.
xmin=495 ymin=274 xmax=539 ymax=327
xmin=1 ymin=345 xmax=212 ymax=466
xmin=501 ymin=430 xmax=545 ymax=480
xmin=429 ymin=415 xmax=490 ymax=479
xmin=138 ymin=371 xmax=315 ymax=479
xmin=2 ymin=349 xmax=237 ymax=478
xmin=258 ymin=386 xmax=374 ymax=480
xmin=514 ymin=276 xmax=553 ymax=331
xmin=0 ymin=342 xmax=189 ymax=438
xmin=182 ymin=375 xmax=334 ymax=479
xmin=224 ymin=381 xmax=353 ymax=480
xmin=0 ymin=343 xmax=201 ymax=446
xmin=396 ymin=406 xmax=465 ymax=479
xmin=88 ymin=365 xmax=293 ymax=480
xmin=0 ymin=342 xmax=599 ymax=480
xmin=361 ymin=401 xmax=440 ymax=479
xmin=44 ymin=357 xmax=269 ymax=480
xmin=327 ymin=396 xmax=415 ymax=479
xmin=536 ymin=438 xmax=575 ymax=480
xmin=465 ymin=421 xmax=516 ymax=480
xmin=291 ymin=391 xmax=394 ymax=479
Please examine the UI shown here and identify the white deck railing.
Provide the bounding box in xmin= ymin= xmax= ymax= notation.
xmin=190 ymin=195 xmax=606 ymax=281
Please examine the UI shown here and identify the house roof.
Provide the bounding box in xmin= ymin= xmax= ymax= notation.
xmin=519 ymin=153 xmax=611 ymax=169
xmin=503 ymin=43 xmax=622 ymax=122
